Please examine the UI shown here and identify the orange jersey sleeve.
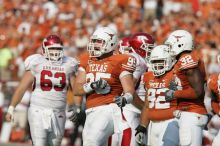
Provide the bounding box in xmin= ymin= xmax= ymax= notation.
xmin=178 ymin=51 xmax=199 ymax=70
xmin=78 ymin=52 xmax=89 ymax=71
xmin=208 ymin=73 xmax=219 ymax=95
xmin=120 ymin=54 xmax=137 ymax=74
xmin=208 ymin=73 xmax=220 ymax=114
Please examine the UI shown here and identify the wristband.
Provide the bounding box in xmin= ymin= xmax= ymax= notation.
xmin=123 ymin=93 xmax=133 ymax=104
xmin=7 ymin=105 xmax=15 ymax=115
xmin=83 ymin=82 xmax=93 ymax=93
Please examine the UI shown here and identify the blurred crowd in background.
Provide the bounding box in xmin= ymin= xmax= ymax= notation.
xmin=0 ymin=0 xmax=220 ymax=145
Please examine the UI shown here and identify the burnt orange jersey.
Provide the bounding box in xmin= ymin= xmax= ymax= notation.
xmin=173 ymin=50 xmax=207 ymax=114
xmin=208 ymin=73 xmax=220 ymax=114
xmin=79 ymin=53 xmax=136 ymax=109
xmin=143 ymin=70 xmax=177 ymax=121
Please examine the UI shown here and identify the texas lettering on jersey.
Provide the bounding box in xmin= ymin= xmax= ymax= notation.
xmin=79 ymin=53 xmax=136 ymax=108
xmin=89 ymin=64 xmax=108 ymax=72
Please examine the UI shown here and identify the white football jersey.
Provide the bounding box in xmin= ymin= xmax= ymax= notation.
xmin=24 ymin=54 xmax=78 ymax=110
xmin=124 ymin=53 xmax=147 ymax=113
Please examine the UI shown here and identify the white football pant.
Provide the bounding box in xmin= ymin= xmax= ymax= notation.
xmin=147 ymin=119 xmax=174 ymax=146
xmin=28 ymin=105 xmax=66 ymax=146
xmin=83 ymin=104 xmax=128 ymax=146
xmin=177 ymin=112 xmax=208 ymax=146
xmin=209 ymin=115 xmax=220 ymax=146
xmin=110 ymin=109 xmax=139 ymax=146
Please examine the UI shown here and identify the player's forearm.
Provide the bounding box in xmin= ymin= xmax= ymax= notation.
xmin=132 ymin=93 xmax=144 ymax=110
xmin=186 ymin=68 xmax=205 ymax=98
xmin=140 ymin=106 xmax=149 ymax=127
xmin=174 ymin=87 xmax=198 ymax=99
xmin=73 ymin=84 xmax=87 ymax=96
xmin=73 ymin=96 xmax=83 ymax=106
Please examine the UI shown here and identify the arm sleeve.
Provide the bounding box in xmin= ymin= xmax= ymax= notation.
xmin=179 ymin=53 xmax=199 ymax=70
xmin=174 ymin=87 xmax=197 ymax=99
xmin=207 ymin=74 xmax=218 ymax=94
xmin=211 ymin=101 xmax=220 ymax=115
xmin=24 ymin=56 xmax=33 ymax=71
xmin=119 ymin=55 xmax=137 ymax=79
xmin=207 ymin=74 xmax=220 ymax=114
xmin=121 ymin=55 xmax=136 ymax=73
xmin=78 ymin=53 xmax=88 ymax=72
xmin=24 ymin=54 xmax=39 ymax=72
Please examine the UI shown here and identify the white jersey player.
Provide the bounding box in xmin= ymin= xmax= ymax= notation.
xmin=110 ymin=33 xmax=155 ymax=146
xmin=6 ymin=35 xmax=78 ymax=146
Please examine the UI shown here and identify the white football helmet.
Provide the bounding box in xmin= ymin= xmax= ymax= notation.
xmin=150 ymin=45 xmax=176 ymax=76
xmin=87 ymin=27 xmax=118 ymax=57
xmin=165 ymin=30 xmax=193 ymax=56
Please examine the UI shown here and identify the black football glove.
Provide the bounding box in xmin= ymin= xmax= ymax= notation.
xmin=91 ymin=79 xmax=111 ymax=94
xmin=135 ymin=125 xmax=146 ymax=145
xmin=169 ymin=80 xmax=178 ymax=91
xmin=91 ymin=79 xmax=108 ymax=89
xmin=165 ymin=90 xmax=175 ymax=101
xmin=165 ymin=80 xmax=178 ymax=101
xmin=68 ymin=105 xmax=81 ymax=123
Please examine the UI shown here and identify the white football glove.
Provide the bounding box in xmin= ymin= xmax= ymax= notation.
xmin=83 ymin=79 xmax=111 ymax=94
xmin=114 ymin=93 xmax=133 ymax=108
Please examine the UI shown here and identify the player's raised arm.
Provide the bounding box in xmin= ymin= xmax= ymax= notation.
xmin=186 ymin=67 xmax=205 ymax=98
xmin=6 ymin=71 xmax=34 ymax=122
xmin=73 ymin=69 xmax=87 ymax=96
xmin=114 ymin=55 xmax=137 ymax=107
xmin=168 ymin=60 xmax=205 ymax=100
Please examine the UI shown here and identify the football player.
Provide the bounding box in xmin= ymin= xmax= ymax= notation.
xmin=164 ymin=30 xmax=208 ymax=146
xmin=112 ymin=33 xmax=155 ymax=146
xmin=73 ymin=27 xmax=137 ymax=146
xmin=135 ymin=45 xmax=179 ymax=146
xmin=129 ymin=32 xmax=155 ymax=68
xmin=206 ymin=55 xmax=220 ymax=146
xmin=5 ymin=35 xmax=78 ymax=146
